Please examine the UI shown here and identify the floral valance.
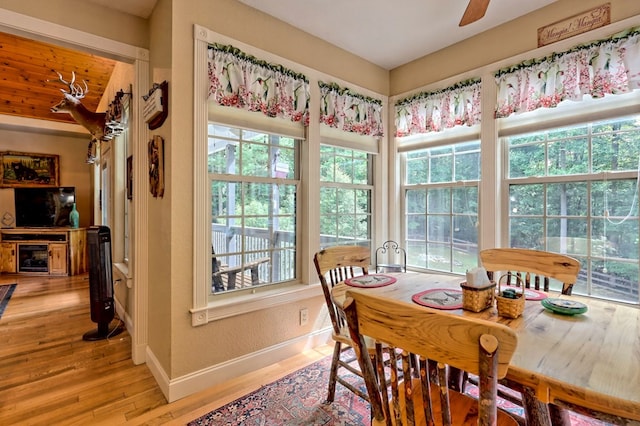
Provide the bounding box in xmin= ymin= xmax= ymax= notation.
xmin=394 ymin=79 xmax=482 ymax=137
xmin=495 ymin=26 xmax=640 ymax=118
xmin=319 ymin=81 xmax=384 ymax=137
xmin=208 ymin=44 xmax=310 ymax=125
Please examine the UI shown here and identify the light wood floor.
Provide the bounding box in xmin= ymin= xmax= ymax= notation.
xmin=0 ymin=273 xmax=333 ymax=425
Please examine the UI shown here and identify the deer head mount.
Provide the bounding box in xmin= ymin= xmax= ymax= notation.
xmin=50 ymin=71 xmax=107 ymax=163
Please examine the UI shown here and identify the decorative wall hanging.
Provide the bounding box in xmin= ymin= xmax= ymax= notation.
xmin=207 ymin=43 xmax=310 ymax=125
xmin=49 ymin=71 xmax=107 ymax=164
xmin=103 ymin=87 xmax=131 ymax=139
xmin=538 ymin=3 xmax=610 ymax=47
xmin=0 ymin=151 xmax=59 ymax=188
xmin=318 ymin=81 xmax=384 ymax=137
xmin=143 ymin=81 xmax=169 ymax=130
xmin=148 ymin=136 xmax=164 ymax=198
xmin=126 ymin=155 xmax=133 ymax=200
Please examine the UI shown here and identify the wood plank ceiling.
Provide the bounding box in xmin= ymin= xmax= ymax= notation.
xmin=0 ymin=31 xmax=116 ymax=125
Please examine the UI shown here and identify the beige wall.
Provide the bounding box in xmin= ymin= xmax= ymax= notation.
xmin=0 ymin=129 xmax=93 ymax=227
xmin=152 ymin=0 xmax=352 ymax=379
xmin=0 ymin=0 xmax=148 ymax=50
xmin=147 ymin=0 xmax=173 ymax=376
xmin=390 ymin=0 xmax=640 ymax=95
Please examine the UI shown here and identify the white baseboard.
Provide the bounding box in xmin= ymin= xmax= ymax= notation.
xmin=145 ymin=328 xmax=332 ymax=403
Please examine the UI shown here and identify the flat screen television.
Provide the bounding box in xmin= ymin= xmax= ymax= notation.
xmin=14 ymin=187 xmax=76 ymax=227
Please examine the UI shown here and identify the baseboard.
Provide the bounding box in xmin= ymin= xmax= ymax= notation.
xmin=113 ymin=296 xmax=147 ymax=364
xmin=145 ymin=327 xmax=333 ymax=403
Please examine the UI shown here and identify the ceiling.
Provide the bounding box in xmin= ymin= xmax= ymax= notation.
xmin=235 ymin=0 xmax=560 ymax=70
xmin=0 ymin=0 xmax=560 ymax=126
xmin=0 ymin=31 xmax=116 ymax=126
xmin=86 ymin=0 xmax=560 ymax=69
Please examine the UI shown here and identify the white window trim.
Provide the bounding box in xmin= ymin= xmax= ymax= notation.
xmin=192 ymin=25 xmax=388 ymax=326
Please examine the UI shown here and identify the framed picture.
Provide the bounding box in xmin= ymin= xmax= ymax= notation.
xmin=148 ymin=136 xmax=164 ymax=198
xmin=126 ymin=155 xmax=133 ymax=200
xmin=0 ymin=151 xmax=59 ymax=188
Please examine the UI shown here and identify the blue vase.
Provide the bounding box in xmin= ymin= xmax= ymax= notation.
xmin=69 ymin=203 xmax=79 ymax=228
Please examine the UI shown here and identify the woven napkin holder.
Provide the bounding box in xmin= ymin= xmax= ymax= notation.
xmin=460 ymin=281 xmax=496 ymax=312
xmin=495 ymin=274 xmax=525 ymax=319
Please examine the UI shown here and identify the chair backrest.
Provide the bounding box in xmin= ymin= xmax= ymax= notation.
xmin=375 ymin=240 xmax=407 ymax=273
xmin=344 ymin=290 xmax=518 ymax=426
xmin=480 ymin=248 xmax=580 ymax=294
xmin=313 ymin=245 xmax=370 ymax=335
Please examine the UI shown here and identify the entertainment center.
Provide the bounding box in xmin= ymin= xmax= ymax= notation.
xmin=0 ymin=227 xmax=87 ymax=275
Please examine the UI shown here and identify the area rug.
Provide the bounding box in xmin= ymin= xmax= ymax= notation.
xmin=0 ymin=283 xmax=16 ymax=319
xmin=188 ymin=351 xmax=614 ymax=426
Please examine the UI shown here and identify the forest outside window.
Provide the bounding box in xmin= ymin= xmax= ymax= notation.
xmin=208 ymin=123 xmax=299 ymax=294
xmin=506 ymin=115 xmax=640 ymax=304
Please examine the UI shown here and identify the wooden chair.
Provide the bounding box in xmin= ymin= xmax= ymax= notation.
xmin=479 ymin=247 xmax=581 ymax=425
xmin=343 ymin=290 xmax=519 ymax=426
xmin=480 ymin=248 xmax=580 ymax=295
xmin=313 ymin=245 xmax=372 ymax=403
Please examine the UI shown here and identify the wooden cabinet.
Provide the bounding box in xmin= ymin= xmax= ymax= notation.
xmin=0 ymin=228 xmax=87 ymax=276
xmin=0 ymin=242 xmax=16 ymax=273
xmin=48 ymin=243 xmax=68 ymax=275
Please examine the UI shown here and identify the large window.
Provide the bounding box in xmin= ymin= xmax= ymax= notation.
xmin=319 ymin=145 xmax=373 ymax=249
xmin=506 ymin=116 xmax=640 ymax=303
xmin=208 ymin=124 xmax=299 ymax=294
xmin=403 ymin=141 xmax=480 ymax=273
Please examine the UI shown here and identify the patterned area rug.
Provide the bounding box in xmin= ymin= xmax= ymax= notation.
xmin=0 ymin=283 xmax=16 ymax=319
xmin=189 ymin=351 xmax=613 ymax=425
xmin=189 ymin=355 xmax=369 ymax=425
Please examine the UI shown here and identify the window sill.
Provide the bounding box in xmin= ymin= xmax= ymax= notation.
xmin=189 ymin=283 xmax=322 ymax=326
xmin=113 ymin=262 xmax=131 ymax=288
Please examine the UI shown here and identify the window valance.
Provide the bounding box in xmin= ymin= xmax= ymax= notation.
xmin=495 ymin=26 xmax=640 ymax=118
xmin=319 ymin=81 xmax=384 ymax=137
xmin=394 ymin=79 xmax=481 ymax=137
xmin=208 ymin=43 xmax=310 ymax=125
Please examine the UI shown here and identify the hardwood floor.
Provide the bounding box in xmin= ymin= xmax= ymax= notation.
xmin=0 ymin=274 xmax=332 ymax=425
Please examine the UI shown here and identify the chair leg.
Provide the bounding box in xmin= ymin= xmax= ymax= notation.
xmin=522 ymin=386 xmax=552 ymax=426
xmin=325 ymin=341 xmax=342 ymax=403
xmin=549 ymin=403 xmax=572 ymax=426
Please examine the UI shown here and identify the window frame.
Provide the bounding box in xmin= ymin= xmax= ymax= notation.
xmin=193 ymin=26 xmax=390 ymax=325
xmin=319 ymin=143 xmax=375 ymax=251
xmin=400 ymin=139 xmax=481 ymax=274
xmin=502 ymin=114 xmax=640 ymax=303
xmin=208 ymin=123 xmax=301 ymax=298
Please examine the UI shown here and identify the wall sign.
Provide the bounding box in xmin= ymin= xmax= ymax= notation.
xmin=538 ymin=3 xmax=610 ymax=47
xmin=143 ymin=81 xmax=169 ymax=130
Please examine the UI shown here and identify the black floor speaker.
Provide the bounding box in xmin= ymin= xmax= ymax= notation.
xmin=83 ymin=225 xmax=124 ymax=341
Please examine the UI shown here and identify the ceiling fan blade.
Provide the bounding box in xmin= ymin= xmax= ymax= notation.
xmin=459 ymin=0 xmax=490 ymax=26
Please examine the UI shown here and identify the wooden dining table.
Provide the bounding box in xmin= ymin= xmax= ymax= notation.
xmin=331 ymin=272 xmax=640 ymax=425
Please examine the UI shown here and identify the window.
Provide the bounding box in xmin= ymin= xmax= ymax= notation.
xmin=209 ymin=124 xmax=299 ymax=294
xmin=403 ymin=141 xmax=480 ymax=273
xmin=319 ymin=145 xmax=373 ymax=249
xmin=506 ymin=116 xmax=640 ymax=303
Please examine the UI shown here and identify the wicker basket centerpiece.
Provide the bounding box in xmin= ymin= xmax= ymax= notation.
xmin=495 ymin=274 xmax=525 ymax=319
xmin=460 ymin=281 xmax=496 ymax=312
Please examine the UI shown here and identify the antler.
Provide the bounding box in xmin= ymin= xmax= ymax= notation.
xmin=54 ymin=71 xmax=89 ymax=99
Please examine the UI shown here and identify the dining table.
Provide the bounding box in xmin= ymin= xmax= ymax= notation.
xmin=330 ymin=271 xmax=640 ymax=425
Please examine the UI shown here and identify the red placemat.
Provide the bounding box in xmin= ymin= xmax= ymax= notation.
xmin=412 ymin=288 xmax=463 ymax=310
xmin=344 ymin=274 xmax=397 ymax=288
xmin=523 ymin=288 xmax=548 ymax=301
